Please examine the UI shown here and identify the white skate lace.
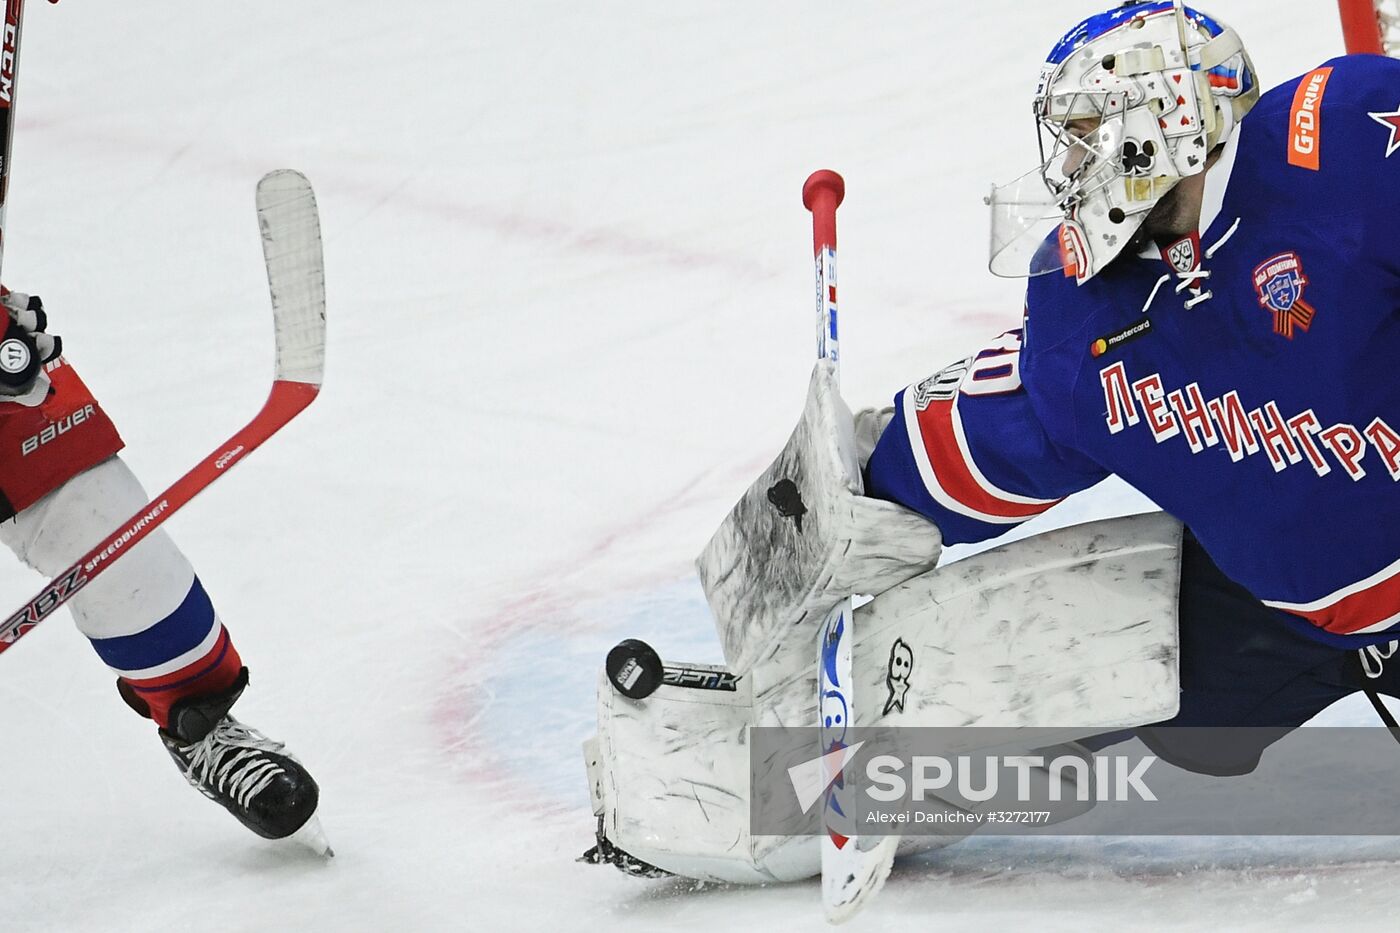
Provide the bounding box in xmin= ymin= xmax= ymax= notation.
xmin=179 ymin=718 xmax=288 ymax=809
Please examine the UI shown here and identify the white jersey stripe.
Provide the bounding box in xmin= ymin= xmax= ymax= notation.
xmin=1262 ymin=553 xmax=1400 ymax=613
xmin=950 ymin=393 xmax=1061 ymax=507
xmin=1349 ymin=609 xmax=1400 ymax=636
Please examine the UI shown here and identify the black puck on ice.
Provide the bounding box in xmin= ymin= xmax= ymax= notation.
xmin=606 ymin=638 xmax=664 ymax=699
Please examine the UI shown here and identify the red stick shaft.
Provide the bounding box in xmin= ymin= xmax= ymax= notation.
xmin=0 ymin=379 xmax=319 ymax=652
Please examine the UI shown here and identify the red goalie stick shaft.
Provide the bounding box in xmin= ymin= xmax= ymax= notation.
xmin=802 ymin=170 xmax=844 ymax=373
xmin=803 ymin=169 xmax=843 ymax=257
xmin=0 ymin=169 xmax=326 ymax=655
xmin=805 ymin=169 xmax=900 ymax=923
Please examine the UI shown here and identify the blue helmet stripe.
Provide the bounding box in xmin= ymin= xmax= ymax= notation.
xmin=1046 ymin=3 xmax=1225 ymax=65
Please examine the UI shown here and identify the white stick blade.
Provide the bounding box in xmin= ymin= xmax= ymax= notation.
xmin=256 ymin=169 xmax=327 ymax=386
xmin=823 ymin=835 xmax=898 ymax=924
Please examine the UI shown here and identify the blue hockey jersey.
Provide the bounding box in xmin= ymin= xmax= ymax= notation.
xmin=866 ymin=54 xmax=1400 ymax=647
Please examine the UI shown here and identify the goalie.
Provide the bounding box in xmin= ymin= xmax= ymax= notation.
xmin=585 ymin=0 xmax=1400 ymax=883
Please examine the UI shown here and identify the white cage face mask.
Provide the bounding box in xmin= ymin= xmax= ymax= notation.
xmin=986 ymin=3 xmax=1257 ymax=284
xmin=989 ymin=95 xmax=1173 ymax=280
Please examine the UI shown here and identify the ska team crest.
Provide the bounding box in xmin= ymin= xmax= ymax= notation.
xmin=1251 ymin=251 xmax=1316 ymax=339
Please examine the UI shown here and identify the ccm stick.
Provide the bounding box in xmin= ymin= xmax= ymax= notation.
xmin=0 ymin=0 xmax=60 ymax=280
xmin=0 ymin=169 xmax=326 ymax=654
xmin=804 ymin=171 xmax=899 ymax=924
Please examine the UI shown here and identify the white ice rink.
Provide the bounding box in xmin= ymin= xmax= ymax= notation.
xmin=1 ymin=2 xmax=1397 ymax=930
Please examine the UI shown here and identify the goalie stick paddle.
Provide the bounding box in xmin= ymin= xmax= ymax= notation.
xmin=0 ymin=169 xmax=326 ymax=655
xmin=803 ymin=170 xmax=900 ymax=925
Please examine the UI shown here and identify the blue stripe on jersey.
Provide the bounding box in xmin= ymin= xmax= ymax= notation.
xmin=88 ymin=577 xmax=216 ymax=672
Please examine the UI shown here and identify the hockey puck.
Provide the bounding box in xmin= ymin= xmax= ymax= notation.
xmin=606 ymin=638 xmax=664 ymax=700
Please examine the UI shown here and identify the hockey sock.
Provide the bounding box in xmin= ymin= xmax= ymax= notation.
xmin=93 ymin=576 xmax=245 ymax=728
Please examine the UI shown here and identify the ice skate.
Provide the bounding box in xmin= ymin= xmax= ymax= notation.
xmin=157 ymin=668 xmax=330 ymax=856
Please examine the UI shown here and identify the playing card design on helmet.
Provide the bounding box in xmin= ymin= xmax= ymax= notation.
xmin=987 ymin=1 xmax=1258 ymax=284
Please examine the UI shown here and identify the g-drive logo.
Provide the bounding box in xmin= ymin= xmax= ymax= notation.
xmin=789 ymin=747 xmax=1158 ymax=814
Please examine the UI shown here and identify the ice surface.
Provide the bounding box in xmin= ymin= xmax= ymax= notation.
xmin=0 ymin=2 xmax=1394 ymax=931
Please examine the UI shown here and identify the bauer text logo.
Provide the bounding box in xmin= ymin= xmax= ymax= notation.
xmin=21 ymin=404 xmax=96 ymax=457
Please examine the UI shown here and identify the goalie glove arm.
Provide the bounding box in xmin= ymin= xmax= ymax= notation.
xmin=865 ymin=331 xmax=1109 ymax=546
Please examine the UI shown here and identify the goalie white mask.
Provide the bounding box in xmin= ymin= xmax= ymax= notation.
xmin=987 ymin=1 xmax=1258 ymax=284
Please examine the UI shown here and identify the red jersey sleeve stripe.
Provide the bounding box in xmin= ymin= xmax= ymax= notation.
xmin=905 ymin=391 xmax=1061 ymax=523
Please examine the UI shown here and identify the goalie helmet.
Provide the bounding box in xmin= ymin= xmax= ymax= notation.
xmin=988 ymin=1 xmax=1258 ymax=284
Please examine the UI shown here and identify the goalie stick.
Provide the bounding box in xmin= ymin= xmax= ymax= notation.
xmin=0 ymin=169 xmax=326 ymax=655
xmin=804 ymin=170 xmax=899 ymax=925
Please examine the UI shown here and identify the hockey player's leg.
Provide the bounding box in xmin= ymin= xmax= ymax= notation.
xmin=0 ymin=455 xmax=324 ymax=848
xmin=1091 ymin=529 xmax=1356 ymax=776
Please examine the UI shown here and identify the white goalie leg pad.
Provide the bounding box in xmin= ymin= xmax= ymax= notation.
xmin=696 ymin=360 xmax=943 ymax=673
xmin=585 ymin=666 xmax=815 ymax=884
xmin=588 ymin=511 xmax=1182 ymax=882
xmin=585 ymin=662 xmax=843 ymax=883
xmin=850 ymin=509 xmax=1182 ymax=731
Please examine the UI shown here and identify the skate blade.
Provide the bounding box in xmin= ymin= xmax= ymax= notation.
xmin=286 ymin=813 xmax=334 ymax=858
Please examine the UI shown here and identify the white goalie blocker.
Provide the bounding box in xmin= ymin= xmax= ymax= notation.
xmin=583 ymin=362 xmax=1182 ymax=883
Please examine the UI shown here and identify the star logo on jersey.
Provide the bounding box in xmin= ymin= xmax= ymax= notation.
xmin=1368 ymin=105 xmax=1400 ymax=157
